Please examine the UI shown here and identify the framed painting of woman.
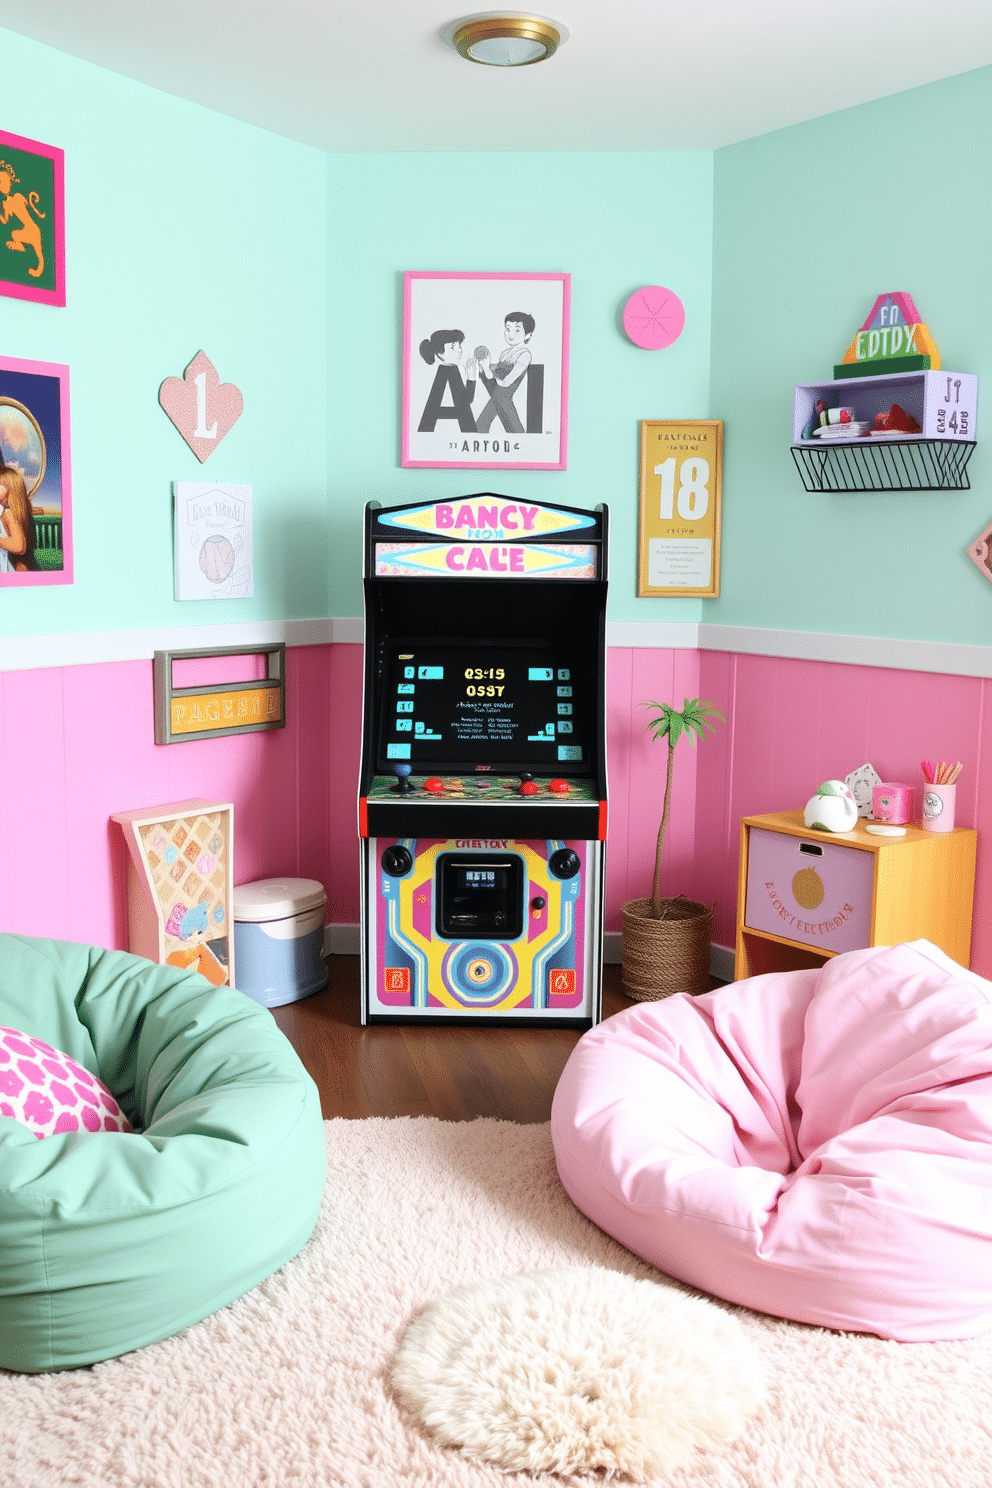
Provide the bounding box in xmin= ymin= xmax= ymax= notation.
xmin=0 ymin=357 xmax=73 ymax=587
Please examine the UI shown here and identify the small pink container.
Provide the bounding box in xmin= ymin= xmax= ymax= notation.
xmin=872 ymin=783 xmax=914 ymax=824
xmin=921 ymin=783 xmax=956 ymax=833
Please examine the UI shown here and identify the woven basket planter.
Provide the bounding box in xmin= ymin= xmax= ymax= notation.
xmin=620 ymin=895 xmax=713 ymax=1002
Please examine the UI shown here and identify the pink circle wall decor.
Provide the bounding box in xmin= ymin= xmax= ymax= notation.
xmin=622 ymin=286 xmax=686 ymax=350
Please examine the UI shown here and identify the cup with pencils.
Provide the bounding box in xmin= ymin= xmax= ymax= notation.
xmin=921 ymin=759 xmax=961 ymax=833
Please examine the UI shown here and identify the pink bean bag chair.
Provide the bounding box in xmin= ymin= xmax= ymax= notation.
xmin=552 ymin=940 xmax=992 ymax=1342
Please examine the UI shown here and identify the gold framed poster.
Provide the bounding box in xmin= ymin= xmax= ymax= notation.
xmin=637 ymin=420 xmax=723 ymax=597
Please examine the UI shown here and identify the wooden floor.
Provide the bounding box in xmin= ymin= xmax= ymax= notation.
xmin=273 ymin=959 xmax=717 ymax=1124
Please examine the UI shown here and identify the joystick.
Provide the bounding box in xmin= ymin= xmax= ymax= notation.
xmin=392 ymin=762 xmax=413 ymax=794
xmin=549 ymin=848 xmax=581 ymax=880
xmin=382 ymin=844 xmax=413 ymax=877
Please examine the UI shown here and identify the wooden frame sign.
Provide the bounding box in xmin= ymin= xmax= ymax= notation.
xmin=154 ymin=643 xmax=285 ymax=744
xmin=638 ymin=420 xmax=723 ymax=597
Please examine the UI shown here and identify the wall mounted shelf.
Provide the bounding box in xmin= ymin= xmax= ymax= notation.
xmin=792 ymin=368 xmax=978 ymax=493
xmin=791 ymin=437 xmax=976 ymax=493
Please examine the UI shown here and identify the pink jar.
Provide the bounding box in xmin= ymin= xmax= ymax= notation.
xmin=872 ymin=783 xmax=914 ymax=825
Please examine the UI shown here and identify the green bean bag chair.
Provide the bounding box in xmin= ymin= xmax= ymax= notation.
xmin=0 ymin=934 xmax=326 ymax=1373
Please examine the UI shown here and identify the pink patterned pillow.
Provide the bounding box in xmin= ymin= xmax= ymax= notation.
xmin=0 ymin=1024 xmax=133 ymax=1139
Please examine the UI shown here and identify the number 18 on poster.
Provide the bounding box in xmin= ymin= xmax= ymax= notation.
xmin=637 ymin=420 xmax=723 ymax=598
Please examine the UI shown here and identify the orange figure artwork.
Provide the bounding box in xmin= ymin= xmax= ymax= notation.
xmin=0 ymin=159 xmax=46 ymax=279
xmin=0 ymin=131 xmax=65 ymax=307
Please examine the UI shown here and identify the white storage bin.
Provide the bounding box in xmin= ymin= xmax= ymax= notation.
xmin=233 ymin=877 xmax=328 ymax=1008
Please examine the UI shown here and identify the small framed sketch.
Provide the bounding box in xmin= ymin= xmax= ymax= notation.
xmin=0 ymin=357 xmax=72 ymax=586
xmin=0 ymin=131 xmax=65 ymax=307
xmin=173 ymin=480 xmax=254 ymax=600
xmin=402 ymin=271 xmax=569 ymax=470
xmin=638 ymin=420 xmax=723 ymax=597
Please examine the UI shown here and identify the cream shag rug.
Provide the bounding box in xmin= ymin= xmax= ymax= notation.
xmin=392 ymin=1267 xmax=764 ymax=1477
xmin=2 ymin=1117 xmax=991 ymax=1488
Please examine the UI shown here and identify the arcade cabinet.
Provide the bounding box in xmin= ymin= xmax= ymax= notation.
xmin=359 ymin=496 xmax=608 ymax=1026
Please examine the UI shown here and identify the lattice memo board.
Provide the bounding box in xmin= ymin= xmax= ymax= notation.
xmin=111 ymin=799 xmax=234 ymax=987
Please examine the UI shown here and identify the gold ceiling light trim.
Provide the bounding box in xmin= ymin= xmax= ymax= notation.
xmin=452 ymin=14 xmax=563 ymax=66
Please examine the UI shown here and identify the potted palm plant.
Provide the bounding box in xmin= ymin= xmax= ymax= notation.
xmin=621 ymin=695 xmax=724 ymax=1002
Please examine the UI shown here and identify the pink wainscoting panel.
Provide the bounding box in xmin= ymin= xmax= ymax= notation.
xmin=623 ymin=648 xmax=669 ymax=911
xmin=691 ymin=650 xmax=735 ymax=936
xmin=1 ymin=668 xmax=70 ymax=937
xmin=294 ymin=644 xmax=334 ymax=894
xmin=1 ymin=643 xmax=989 ymax=980
xmin=0 ymin=675 xmax=8 ymax=930
xmin=323 ymin=642 xmax=364 ymax=923
xmin=63 ymin=659 xmax=172 ymax=949
xmin=0 ymin=649 xmax=346 ymax=954
xmin=604 ymin=648 xmax=705 ymax=927
xmin=604 ymin=646 xmax=633 ymax=927
xmin=972 ymin=680 xmax=991 ymax=975
xmin=697 ymin=652 xmax=989 ymax=973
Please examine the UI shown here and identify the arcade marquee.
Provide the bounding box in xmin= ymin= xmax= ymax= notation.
xmin=358 ymin=496 xmax=608 ymax=1026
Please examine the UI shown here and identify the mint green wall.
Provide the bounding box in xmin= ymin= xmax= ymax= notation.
xmin=710 ymin=67 xmax=992 ymax=643
xmin=326 ymin=152 xmax=714 ymax=622
xmin=8 ymin=23 xmax=988 ymax=647
xmin=0 ymin=29 xmax=328 ymax=639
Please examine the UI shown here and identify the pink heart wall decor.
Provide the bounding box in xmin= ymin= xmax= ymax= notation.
xmin=159 ymin=350 xmax=244 ymax=463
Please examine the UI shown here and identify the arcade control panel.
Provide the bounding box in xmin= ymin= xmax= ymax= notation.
xmin=362 ymin=769 xmax=606 ymax=841
xmin=366 ymin=771 xmax=597 ymax=801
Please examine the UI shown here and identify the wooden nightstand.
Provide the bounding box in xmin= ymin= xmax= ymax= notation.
xmin=735 ymin=810 xmax=976 ymax=980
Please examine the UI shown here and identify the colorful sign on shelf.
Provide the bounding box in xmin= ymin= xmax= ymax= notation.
xmin=835 ymin=293 xmax=941 ymax=379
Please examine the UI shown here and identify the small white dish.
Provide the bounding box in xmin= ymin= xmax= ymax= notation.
xmin=812 ymin=422 xmax=871 ymax=440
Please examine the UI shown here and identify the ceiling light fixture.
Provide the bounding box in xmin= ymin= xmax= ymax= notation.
xmin=450 ymin=12 xmax=565 ymax=67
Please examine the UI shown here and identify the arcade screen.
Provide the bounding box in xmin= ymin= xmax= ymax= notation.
xmin=377 ymin=643 xmax=588 ymax=772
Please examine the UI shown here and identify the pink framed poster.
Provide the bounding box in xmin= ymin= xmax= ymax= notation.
xmin=0 ymin=132 xmax=66 ymax=308
xmin=402 ymin=271 xmax=569 ymax=470
xmin=0 ymin=357 xmax=73 ymax=586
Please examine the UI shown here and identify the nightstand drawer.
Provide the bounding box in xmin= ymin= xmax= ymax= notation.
xmin=744 ymin=828 xmax=874 ymax=953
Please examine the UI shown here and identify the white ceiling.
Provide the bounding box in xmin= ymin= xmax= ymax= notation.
xmin=1 ymin=0 xmax=990 ymax=153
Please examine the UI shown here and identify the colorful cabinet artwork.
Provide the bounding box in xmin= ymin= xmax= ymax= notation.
xmin=735 ymin=810 xmax=976 ymax=980
xmin=111 ymin=799 xmax=235 ymax=986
